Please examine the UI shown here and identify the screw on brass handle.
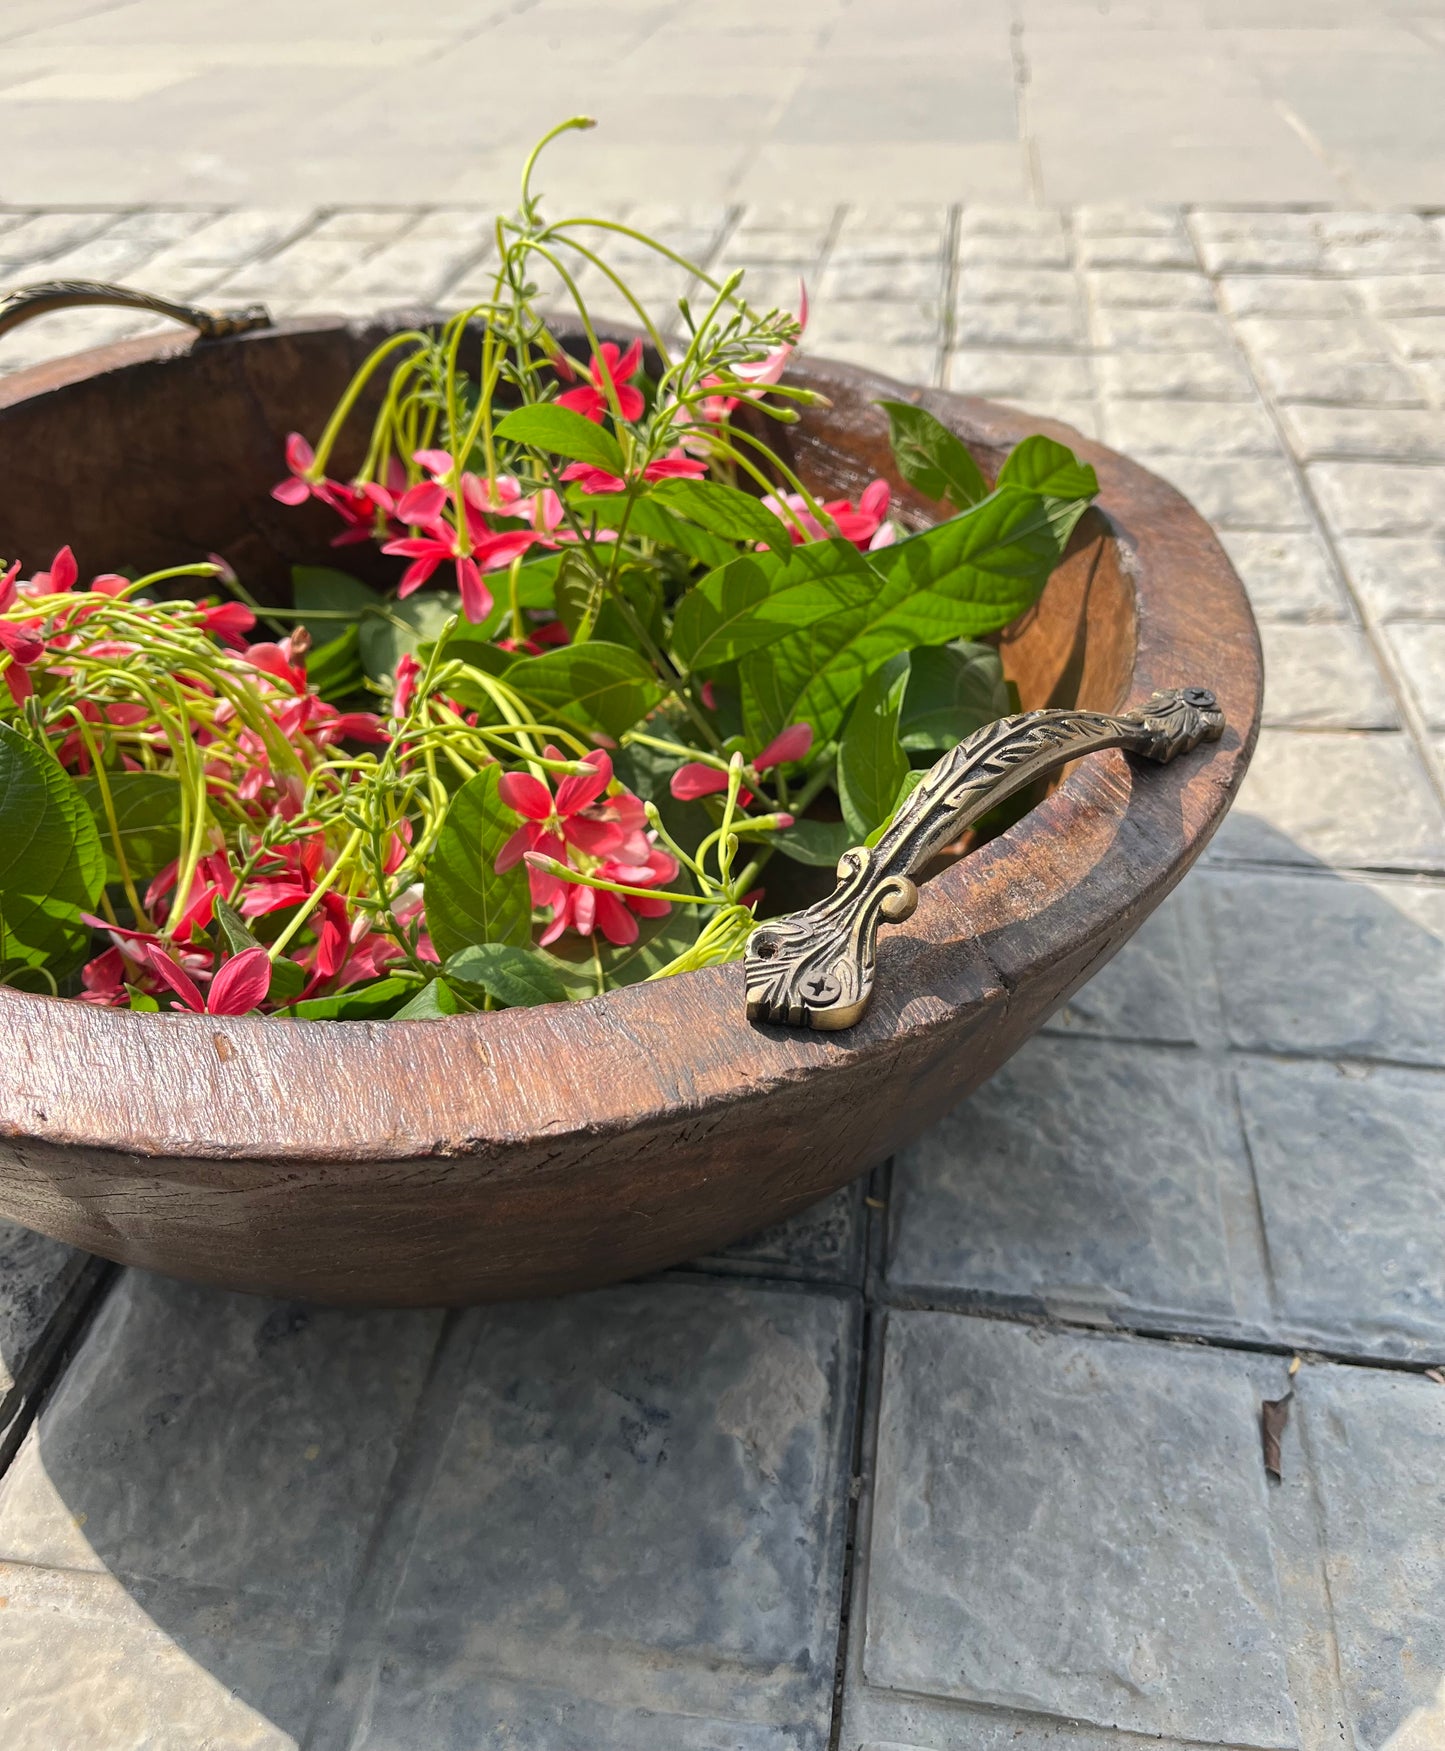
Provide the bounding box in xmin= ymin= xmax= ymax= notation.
xmin=0 ymin=280 xmax=272 ymax=345
xmin=743 ymin=686 xmax=1225 ymax=1031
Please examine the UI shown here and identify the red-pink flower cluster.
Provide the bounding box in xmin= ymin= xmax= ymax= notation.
xmin=496 ymin=748 xmax=676 ymax=947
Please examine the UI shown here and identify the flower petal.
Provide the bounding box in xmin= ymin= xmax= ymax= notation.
xmin=498 ymin=771 xmax=554 ymax=821
xmin=554 ymin=749 xmax=611 ymax=817
xmin=206 ymin=945 xmax=272 ymax=1015
xmin=669 ymin=762 xmax=730 ymax=801
xmin=755 ymin=722 xmax=813 ymax=770
xmin=144 ymin=945 xmax=205 ymax=1012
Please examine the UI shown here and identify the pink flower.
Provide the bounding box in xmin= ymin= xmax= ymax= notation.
xmin=144 ymin=943 xmax=272 ymax=1016
xmin=669 ymin=722 xmax=813 ymax=802
xmin=496 ymin=747 xmax=675 ymax=946
xmin=271 ymin=434 xmax=395 ymax=545
xmin=26 ymin=545 xmax=79 ymax=595
xmin=0 ymin=615 xmax=44 ymax=704
xmin=761 ymin=479 xmax=893 ymax=550
xmin=530 ymin=843 xmax=676 ymax=947
xmin=199 ymin=601 xmax=257 ymax=649
xmin=556 ymin=340 xmax=645 ymax=424
xmin=560 ymin=449 xmax=708 ymax=496
xmin=497 ymin=750 xmax=627 ymax=868
xmin=271 ymin=433 xmax=321 ymax=506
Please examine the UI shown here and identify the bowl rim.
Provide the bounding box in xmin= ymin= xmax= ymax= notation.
xmin=0 ymin=319 xmax=1262 ymax=1165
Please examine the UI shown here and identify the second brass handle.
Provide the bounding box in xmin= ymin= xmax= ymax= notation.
xmin=743 ymin=686 xmax=1225 ymax=1030
xmin=0 ymin=280 xmax=272 ymax=346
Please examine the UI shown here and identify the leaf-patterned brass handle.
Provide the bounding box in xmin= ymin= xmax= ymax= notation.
xmin=743 ymin=686 xmax=1225 ymax=1030
xmin=0 ymin=280 xmax=272 ymax=344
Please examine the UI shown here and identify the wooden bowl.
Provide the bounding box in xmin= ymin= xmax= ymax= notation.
xmin=0 ymin=315 xmax=1262 ymax=1305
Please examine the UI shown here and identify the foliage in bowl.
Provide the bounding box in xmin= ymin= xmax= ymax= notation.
xmin=0 ymin=122 xmax=1097 ymax=1019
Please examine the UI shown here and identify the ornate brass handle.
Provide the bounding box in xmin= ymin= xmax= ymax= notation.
xmin=0 ymin=280 xmax=272 ymax=344
xmin=743 ymin=686 xmax=1225 ymax=1030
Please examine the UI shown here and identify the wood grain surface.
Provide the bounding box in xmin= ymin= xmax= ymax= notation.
xmin=0 ymin=315 xmax=1262 ymax=1304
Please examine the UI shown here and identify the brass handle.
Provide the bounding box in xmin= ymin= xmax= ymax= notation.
xmin=744 ymin=686 xmax=1225 ymax=1030
xmin=0 ymin=280 xmax=272 ymax=345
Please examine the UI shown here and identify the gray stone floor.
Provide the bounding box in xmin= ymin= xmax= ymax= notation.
xmin=3 ymin=0 xmax=1445 ymax=208
xmin=2 ymin=195 xmax=1445 ymax=1748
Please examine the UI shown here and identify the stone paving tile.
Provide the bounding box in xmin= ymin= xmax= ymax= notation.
xmin=1257 ymin=624 xmax=1398 ymax=729
xmin=858 ymin=1316 xmax=1297 ymax=1744
xmin=1310 ymin=461 xmax=1445 ymax=536
xmin=0 ymin=1225 xmax=101 ymax=1462
xmin=1283 ymin=406 xmax=1445 ymax=465
xmin=1336 ymin=535 xmax=1445 ymax=621
xmin=1095 ymin=347 xmax=1253 ymax=401
xmin=694 ymin=1180 xmax=867 ymax=1287
xmin=1212 ymin=730 xmax=1445 ymax=874
xmin=1089 ymin=306 xmax=1235 ymax=352
xmin=888 ymin=1035 xmax=1272 ymax=1340
xmin=1128 ymin=454 xmax=1311 ymax=529
xmin=946 ymin=348 xmax=1095 ymax=402
xmin=1218 ymin=275 xmax=1356 ymax=318
xmin=1075 ymin=232 xmax=1197 ymax=270
xmin=1297 ymin=1365 xmax=1445 ymax=1751
xmin=1237 ymin=1059 xmax=1445 ymax=1362
xmin=1100 ymin=397 xmax=1283 ymax=458
xmin=1217 ymin=530 xmax=1352 ymax=623
xmin=321 ymin=1281 xmax=859 ymax=1751
xmin=1042 ymin=886 xmax=1198 ymax=1046
xmin=0 ymin=1272 xmax=444 ymax=1749
xmin=1200 ymin=868 xmax=1445 ymax=1067
xmin=1254 ymin=352 xmax=1431 ymax=409
xmin=1383 ymin=622 xmax=1445 ymax=729
xmin=1235 ymin=315 xmax=1393 ymax=364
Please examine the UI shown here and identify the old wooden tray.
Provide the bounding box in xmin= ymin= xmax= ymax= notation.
xmin=0 ymin=313 xmax=1262 ymax=1305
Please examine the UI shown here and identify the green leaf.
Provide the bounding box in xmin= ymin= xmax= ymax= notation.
xmin=571 ymin=493 xmax=735 ymax=570
xmin=306 ymin=623 xmax=365 ymax=699
xmin=423 ymin=764 xmax=533 ymax=961
xmin=291 ymin=566 xmax=380 ymax=641
xmin=392 ymin=977 xmax=470 ymax=1018
xmin=877 ymin=399 xmax=987 ymax=509
xmin=649 ymin=477 xmax=792 ymax=552
xmin=0 ymin=723 xmax=105 ymax=975
xmin=266 ymin=956 xmax=308 ymax=1002
xmin=553 ymin=550 xmax=604 ymax=642
xmin=283 ymin=976 xmax=416 ymax=1020
xmin=738 ymin=483 xmax=1092 ymax=744
xmin=838 ymin=654 xmax=911 ymax=839
xmin=771 ymin=818 xmax=856 ymax=868
xmin=670 ymin=539 xmax=879 ymax=674
xmin=78 ymin=771 xmax=182 ymax=885
xmin=213 ymin=896 xmax=259 ymax=955
xmin=996 ymin=433 xmax=1099 ymax=502
xmin=444 ymin=941 xmax=588 ymax=1008
xmin=358 ymin=591 xmax=460 ymax=684
xmin=503 ymin=642 xmax=663 ymax=740
xmin=0 ymin=892 xmax=89 ymax=976
xmin=898 ymin=641 xmax=1010 ymax=753
xmin=494 ymin=403 xmax=626 ymax=475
